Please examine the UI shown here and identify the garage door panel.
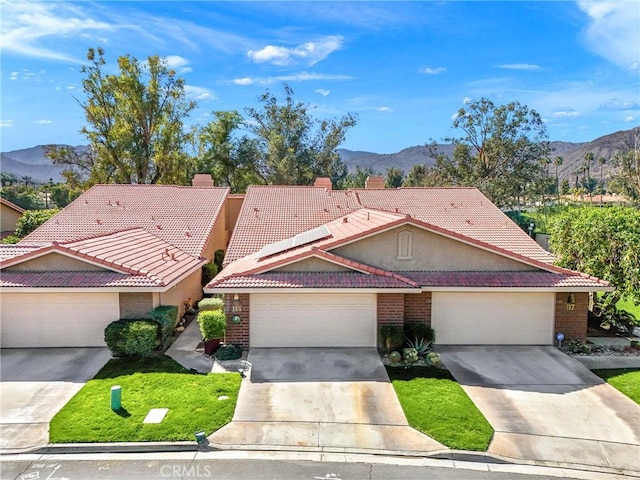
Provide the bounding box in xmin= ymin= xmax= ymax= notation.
xmin=1 ymin=293 xmax=119 ymax=347
xmin=250 ymin=293 xmax=376 ymax=348
xmin=432 ymin=292 xmax=554 ymax=345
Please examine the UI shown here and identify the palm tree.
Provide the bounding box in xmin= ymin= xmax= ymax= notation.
xmin=598 ymin=157 xmax=606 ymax=193
xmin=584 ymin=152 xmax=594 ymax=199
xmin=553 ymin=156 xmax=563 ymax=201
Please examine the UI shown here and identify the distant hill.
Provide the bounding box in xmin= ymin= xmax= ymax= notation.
xmin=2 ymin=127 xmax=638 ymax=184
xmin=339 ymin=127 xmax=639 ymax=182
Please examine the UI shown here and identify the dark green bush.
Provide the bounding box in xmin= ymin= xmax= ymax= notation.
xmin=201 ymin=262 xmax=218 ymax=286
xmin=215 ymin=344 xmax=242 ymax=361
xmin=214 ymin=249 xmax=225 ymax=269
xmin=404 ymin=323 xmax=436 ymax=343
xmin=379 ymin=325 xmax=404 ymax=354
xmin=149 ymin=305 xmax=178 ymax=348
xmin=198 ymin=297 xmax=224 ymax=311
xmin=104 ymin=319 xmax=159 ymax=357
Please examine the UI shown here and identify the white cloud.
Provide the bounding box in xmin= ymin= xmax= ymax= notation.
xmin=552 ymin=108 xmax=581 ymax=118
xmin=233 ymin=77 xmax=254 ymax=86
xmin=35 ymin=119 xmax=53 ymax=124
xmin=375 ymin=106 xmax=393 ymax=112
xmin=625 ymin=115 xmax=636 ymax=122
xmin=420 ymin=67 xmax=446 ymax=75
xmin=0 ymin=2 xmax=115 ymax=63
xmin=450 ymin=112 xmax=459 ymax=121
xmin=462 ymin=97 xmax=472 ymax=105
xmin=184 ymin=85 xmax=216 ymax=100
xmin=0 ymin=120 xmax=14 ymax=128
xmin=248 ymin=35 xmax=344 ymax=67
xmin=598 ymin=98 xmax=640 ymax=111
xmin=578 ymin=1 xmax=640 ymax=70
xmin=164 ymin=55 xmax=192 ymax=73
xmin=315 ymin=89 xmax=331 ymax=97
xmin=232 ymin=71 xmax=353 ymax=86
xmin=497 ymin=63 xmax=542 ymax=71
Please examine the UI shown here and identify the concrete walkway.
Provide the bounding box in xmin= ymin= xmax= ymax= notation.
xmin=166 ymin=319 xmax=214 ymax=373
xmin=208 ymin=348 xmax=446 ymax=454
xmin=438 ymin=346 xmax=640 ymax=473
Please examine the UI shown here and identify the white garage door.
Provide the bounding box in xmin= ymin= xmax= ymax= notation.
xmin=250 ymin=293 xmax=377 ymax=348
xmin=432 ymin=292 xmax=555 ymax=345
xmin=1 ymin=293 xmax=119 ymax=347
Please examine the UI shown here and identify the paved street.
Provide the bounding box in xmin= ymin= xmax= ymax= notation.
xmin=0 ymin=452 xmax=628 ymax=480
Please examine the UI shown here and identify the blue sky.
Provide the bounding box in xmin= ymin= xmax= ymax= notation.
xmin=1 ymin=1 xmax=639 ymax=154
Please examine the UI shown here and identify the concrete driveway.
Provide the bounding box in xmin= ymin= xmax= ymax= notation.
xmin=209 ymin=348 xmax=445 ymax=454
xmin=438 ymin=346 xmax=640 ymax=472
xmin=0 ymin=348 xmax=111 ymax=452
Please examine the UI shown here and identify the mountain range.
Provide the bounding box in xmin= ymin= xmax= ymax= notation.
xmin=1 ymin=127 xmax=638 ymax=185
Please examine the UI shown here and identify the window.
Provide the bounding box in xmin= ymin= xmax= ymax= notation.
xmin=397 ymin=230 xmax=413 ymax=260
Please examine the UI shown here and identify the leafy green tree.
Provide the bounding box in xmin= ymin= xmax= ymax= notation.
xmin=560 ymin=179 xmax=571 ymax=196
xmin=402 ymin=164 xmax=442 ymax=187
xmin=1 ymin=173 xmax=18 ymax=186
xmin=194 ymin=111 xmax=265 ymax=193
xmin=0 ymin=186 xmax=41 ymax=210
xmin=14 ymin=209 xmax=60 ymax=238
xmin=337 ymin=166 xmax=380 ymax=189
xmin=609 ymin=148 xmax=640 ymax=203
xmin=385 ymin=167 xmax=404 ymax=188
xmin=47 ymin=47 xmax=196 ymax=186
xmin=245 ymin=84 xmax=357 ymax=186
xmin=433 ymin=98 xmax=550 ymax=208
xmin=50 ymin=183 xmax=83 ymax=208
xmin=548 ymin=206 xmax=640 ymax=304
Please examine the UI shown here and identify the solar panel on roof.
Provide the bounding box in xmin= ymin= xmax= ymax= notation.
xmin=257 ymin=225 xmax=331 ymax=259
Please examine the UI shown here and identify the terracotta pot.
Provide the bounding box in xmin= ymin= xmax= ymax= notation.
xmin=204 ymin=339 xmax=221 ymax=355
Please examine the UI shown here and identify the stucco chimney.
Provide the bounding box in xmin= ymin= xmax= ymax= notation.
xmin=365 ymin=176 xmax=385 ymax=189
xmin=314 ymin=177 xmax=333 ymax=190
xmin=192 ymin=174 xmax=214 ymax=187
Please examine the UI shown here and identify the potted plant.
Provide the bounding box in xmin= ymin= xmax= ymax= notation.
xmin=197 ymin=310 xmax=226 ymax=355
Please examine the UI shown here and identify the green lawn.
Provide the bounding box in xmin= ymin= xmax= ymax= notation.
xmin=592 ymin=368 xmax=640 ymax=404
xmin=617 ymin=297 xmax=640 ymax=320
xmin=386 ymin=366 xmax=494 ymax=451
xmin=50 ymin=356 xmax=241 ymax=443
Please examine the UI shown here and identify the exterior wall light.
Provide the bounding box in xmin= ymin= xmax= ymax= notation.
xmin=566 ymin=293 xmax=576 ymax=311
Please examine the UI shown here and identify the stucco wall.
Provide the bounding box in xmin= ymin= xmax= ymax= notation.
xmin=201 ymin=213 xmax=228 ymax=262
xmin=275 ymin=257 xmax=351 ymax=272
xmin=119 ymin=293 xmax=154 ymax=319
xmin=1 ymin=204 xmax=22 ymax=236
xmin=334 ymin=225 xmax=537 ymax=272
xmin=6 ymin=252 xmax=105 ymax=271
xmin=159 ymin=269 xmax=203 ymax=318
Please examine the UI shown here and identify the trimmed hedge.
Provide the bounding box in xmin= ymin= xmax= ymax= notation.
xmin=198 ymin=297 xmax=224 ymax=312
xmin=201 ymin=263 xmax=218 ymax=287
xmin=149 ymin=305 xmax=178 ymax=349
xmin=104 ymin=319 xmax=159 ymax=357
xmin=198 ymin=310 xmax=227 ymax=340
xmin=215 ymin=344 xmax=242 ymax=361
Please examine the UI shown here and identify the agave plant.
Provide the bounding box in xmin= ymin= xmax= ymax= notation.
xmin=407 ymin=336 xmax=432 ymax=357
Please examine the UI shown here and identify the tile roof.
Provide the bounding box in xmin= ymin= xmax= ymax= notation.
xmin=0 ymin=271 xmax=157 ymax=288
xmin=225 ymin=186 xmax=361 ymax=264
xmin=354 ymin=188 xmax=555 ymax=264
xmin=1 ymin=228 xmax=205 ymax=289
xmin=207 ymin=270 xmax=610 ymax=290
xmin=403 ymin=271 xmax=611 ymax=289
xmin=208 ymin=272 xmax=415 ymax=289
xmin=224 ymin=186 xmax=555 ymax=266
xmin=21 ymin=184 xmax=229 ymax=257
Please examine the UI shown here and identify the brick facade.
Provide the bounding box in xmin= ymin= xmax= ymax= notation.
xmin=224 ymin=293 xmax=250 ymax=347
xmin=377 ymin=293 xmax=404 ymax=327
xmin=404 ymin=292 xmax=432 ymax=326
xmin=554 ymin=292 xmax=588 ymax=341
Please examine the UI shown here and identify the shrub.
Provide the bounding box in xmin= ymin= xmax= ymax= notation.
xmin=1 ymin=235 xmax=20 ymax=244
xmin=215 ymin=344 xmax=242 ymax=361
xmin=201 ymin=263 xmax=218 ymax=287
xmin=104 ymin=319 xmax=159 ymax=357
xmin=379 ymin=325 xmax=404 ymax=354
xmin=14 ymin=209 xmax=60 ymax=238
xmin=214 ymin=249 xmax=225 ymax=269
xmin=403 ymin=347 xmax=419 ymax=365
xmin=149 ymin=305 xmax=178 ymax=349
xmin=198 ymin=297 xmax=224 ymax=312
xmin=198 ymin=310 xmax=226 ymax=340
xmin=407 ymin=337 xmax=432 ymax=357
xmin=404 ymin=323 xmax=436 ymax=343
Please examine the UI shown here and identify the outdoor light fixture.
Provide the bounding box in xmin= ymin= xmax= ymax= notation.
xmin=566 ymin=293 xmax=576 ymax=311
xmin=232 ymin=293 xmax=242 ymax=312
